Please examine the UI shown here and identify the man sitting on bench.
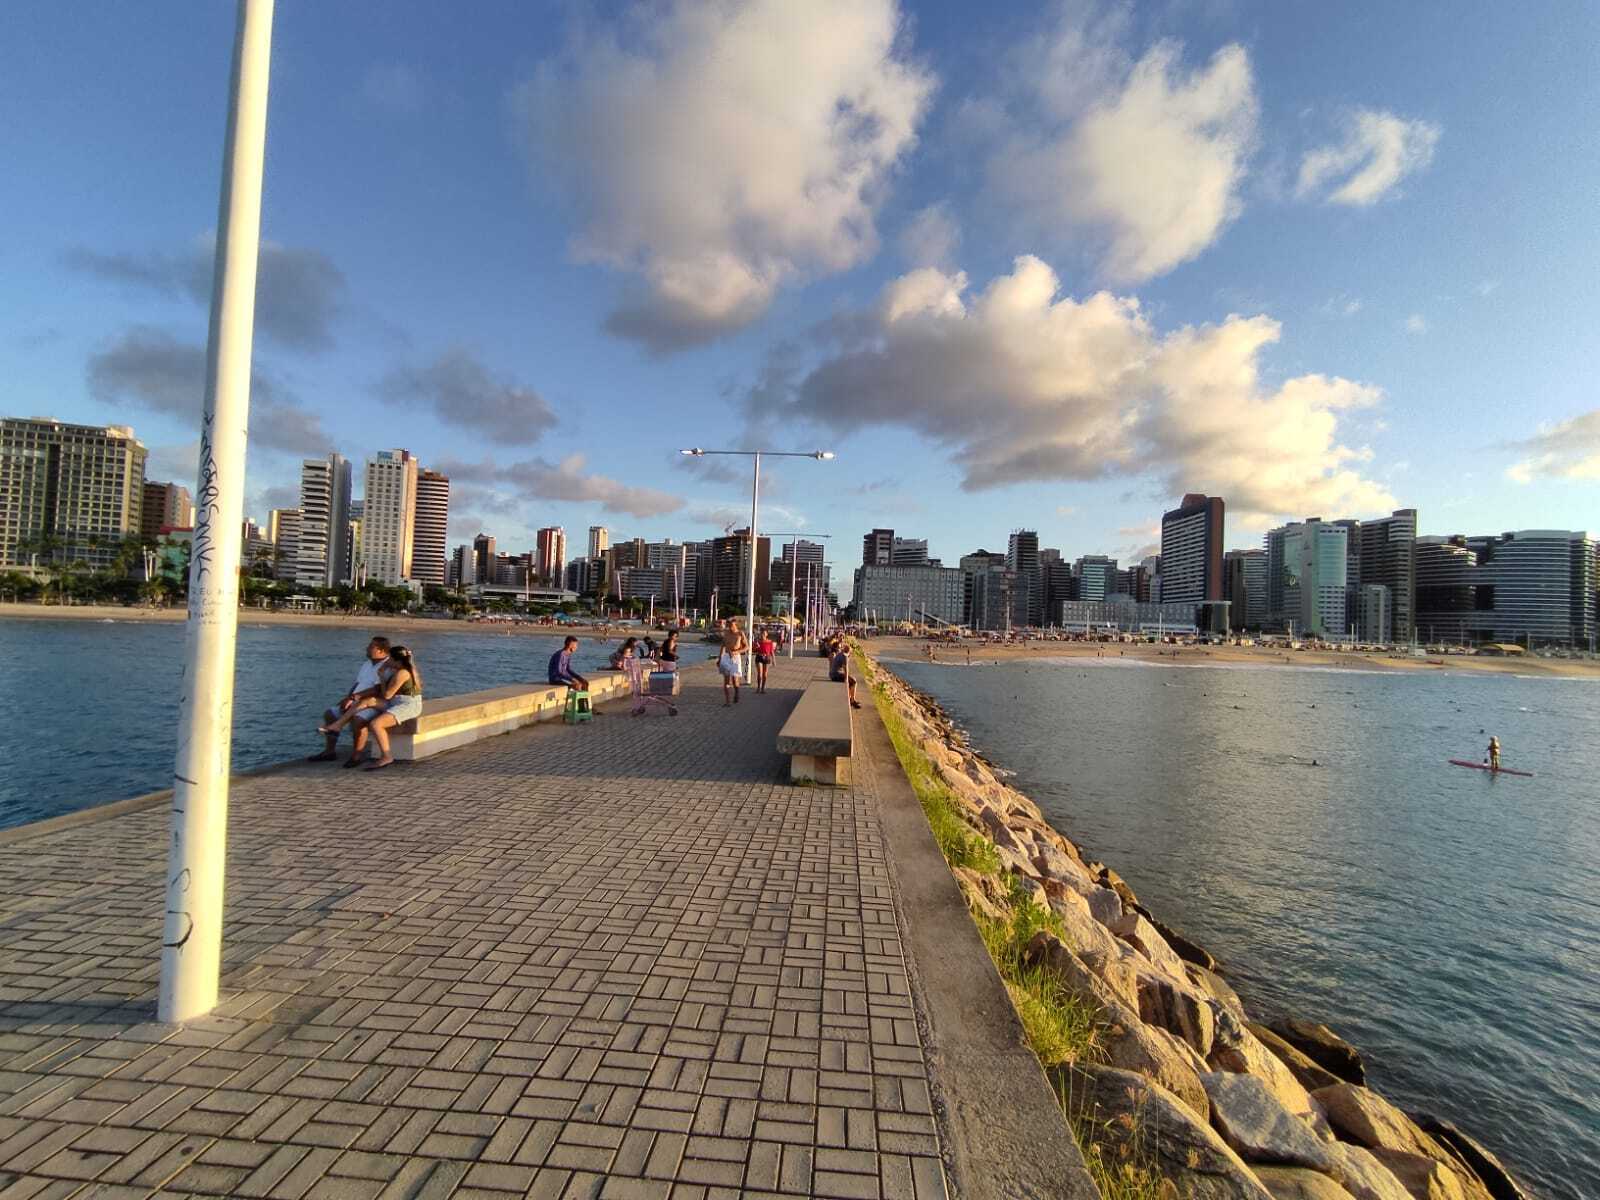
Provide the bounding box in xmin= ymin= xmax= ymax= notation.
xmin=548 ymin=636 xmax=589 ymax=692
xmin=830 ymin=640 xmax=863 ymax=709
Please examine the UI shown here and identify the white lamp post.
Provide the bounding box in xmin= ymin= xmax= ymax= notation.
xmin=160 ymin=0 xmax=274 ymax=1024
xmin=680 ymin=448 xmax=834 ymax=674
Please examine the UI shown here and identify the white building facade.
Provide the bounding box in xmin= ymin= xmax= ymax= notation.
xmin=361 ymin=449 xmax=418 ymax=586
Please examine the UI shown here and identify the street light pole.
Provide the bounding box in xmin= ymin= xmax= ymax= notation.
xmin=160 ymin=0 xmax=274 ymax=1025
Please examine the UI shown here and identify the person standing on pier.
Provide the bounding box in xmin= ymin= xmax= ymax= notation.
xmin=307 ymin=637 xmax=390 ymax=762
xmin=720 ymin=618 xmax=748 ymax=705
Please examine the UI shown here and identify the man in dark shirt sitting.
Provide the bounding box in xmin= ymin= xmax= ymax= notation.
xmin=829 ymin=641 xmax=863 ymax=709
xmin=548 ymin=636 xmax=589 ymax=692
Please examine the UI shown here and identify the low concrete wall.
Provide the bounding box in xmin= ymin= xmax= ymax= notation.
xmin=391 ymin=670 xmax=636 ymax=761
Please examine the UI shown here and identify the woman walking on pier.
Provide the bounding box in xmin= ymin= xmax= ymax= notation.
xmin=753 ymin=629 xmax=776 ymax=693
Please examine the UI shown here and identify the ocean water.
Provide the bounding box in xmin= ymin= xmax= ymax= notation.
xmin=0 ymin=618 xmax=656 ymax=828
xmin=888 ymin=654 xmax=1599 ymax=1200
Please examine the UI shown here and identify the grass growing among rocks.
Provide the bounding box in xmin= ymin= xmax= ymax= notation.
xmin=863 ymin=654 xmax=1167 ymax=1200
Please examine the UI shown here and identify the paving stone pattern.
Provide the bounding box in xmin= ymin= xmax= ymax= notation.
xmin=0 ymin=657 xmax=948 ymax=1198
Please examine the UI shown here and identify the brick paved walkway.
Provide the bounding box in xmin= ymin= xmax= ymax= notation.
xmin=0 ymin=657 xmax=948 ymax=1199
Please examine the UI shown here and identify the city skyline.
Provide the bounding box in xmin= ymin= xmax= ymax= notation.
xmin=3 ymin=4 xmax=1596 ymax=563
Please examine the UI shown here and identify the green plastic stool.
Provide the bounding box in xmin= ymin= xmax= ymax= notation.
xmin=563 ymin=689 xmax=592 ymax=723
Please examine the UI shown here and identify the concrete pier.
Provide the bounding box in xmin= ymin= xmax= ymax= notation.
xmin=0 ymin=657 xmax=1086 ymax=1198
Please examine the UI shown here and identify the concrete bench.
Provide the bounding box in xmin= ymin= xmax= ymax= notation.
xmin=776 ymin=680 xmax=853 ymax=785
xmin=389 ymin=671 xmax=631 ymax=762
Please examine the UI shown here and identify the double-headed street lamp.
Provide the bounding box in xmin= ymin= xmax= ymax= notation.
xmin=680 ymin=448 xmax=834 ymax=674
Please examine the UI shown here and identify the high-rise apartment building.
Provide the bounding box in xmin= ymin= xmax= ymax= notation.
xmin=1268 ymin=519 xmax=1348 ymax=637
xmin=140 ymin=481 xmax=195 ymax=540
xmin=295 ymin=454 xmax=353 ymax=589
xmin=712 ymin=529 xmax=771 ymax=613
xmin=361 ymin=450 xmax=418 ymax=586
xmin=267 ymin=508 xmax=301 ymax=582
xmin=587 ymin=525 xmax=609 ymax=559
xmin=536 ymin=526 xmax=566 ymax=587
xmin=448 ymin=543 xmax=476 ymax=589
xmin=1160 ymin=493 xmax=1225 ymax=604
xmin=863 ymin=528 xmax=894 ymax=567
xmin=411 ymin=469 xmax=449 ymax=587
xmin=771 ymin=539 xmax=828 ymax=597
xmin=1007 ymin=530 xmax=1042 ymax=625
xmin=0 ymin=418 xmax=148 ymax=570
xmin=959 ymin=550 xmax=1010 ymax=631
xmin=891 ymin=537 xmax=929 ymax=566
xmin=852 ymin=565 xmax=966 ymax=625
xmin=1358 ymin=509 xmax=1417 ymax=645
xmin=1224 ymin=548 xmax=1268 ymax=630
xmin=472 ymin=534 xmax=496 ymax=585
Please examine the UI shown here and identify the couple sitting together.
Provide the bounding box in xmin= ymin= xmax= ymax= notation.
xmin=308 ymin=636 xmax=423 ymax=771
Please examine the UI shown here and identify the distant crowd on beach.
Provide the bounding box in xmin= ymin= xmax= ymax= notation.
xmin=307 ymin=621 xmax=862 ymax=767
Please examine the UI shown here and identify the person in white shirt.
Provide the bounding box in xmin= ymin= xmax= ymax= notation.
xmin=307 ymin=637 xmax=391 ymax=762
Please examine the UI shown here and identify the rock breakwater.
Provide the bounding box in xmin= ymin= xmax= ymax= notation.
xmin=864 ymin=657 xmax=1533 ymax=1200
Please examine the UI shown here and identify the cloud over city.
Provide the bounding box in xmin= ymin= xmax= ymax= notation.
xmin=86 ymin=326 xmax=331 ymax=455
xmin=984 ymin=7 xmax=1258 ymax=283
xmin=379 ymin=349 xmax=557 ymax=445
xmin=1296 ymin=109 xmax=1441 ymax=206
xmin=750 ymin=255 xmax=1395 ymax=528
xmin=511 ymin=0 xmax=934 ymax=352
xmin=1505 ymin=409 xmax=1600 ymax=484
xmin=433 ymin=455 xmax=683 ymax=519
xmin=64 ymin=237 xmax=347 ymax=351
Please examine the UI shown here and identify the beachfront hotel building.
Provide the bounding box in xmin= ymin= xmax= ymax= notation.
xmin=410 ymin=469 xmax=449 ymax=588
xmin=361 ymin=450 xmax=418 ymax=587
xmin=267 ymin=508 xmax=301 ymax=582
xmin=1159 ymin=493 xmax=1225 ymax=606
xmin=140 ymin=481 xmax=194 ymax=541
xmin=0 ymin=417 xmax=148 ymax=571
xmin=294 ymin=453 xmax=353 ymax=589
xmin=852 ymin=563 xmax=965 ymax=625
xmin=536 ymin=526 xmax=566 ymax=587
xmin=1265 ymin=519 xmax=1349 ymax=637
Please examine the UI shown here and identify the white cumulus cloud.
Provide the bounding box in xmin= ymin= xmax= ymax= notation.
xmin=988 ymin=8 xmax=1258 ymax=284
xmin=1297 ymin=109 xmax=1440 ymax=206
xmin=752 ymin=255 xmax=1395 ymax=528
xmin=1505 ymin=410 xmax=1600 ymax=484
xmin=513 ymin=0 xmax=933 ymax=353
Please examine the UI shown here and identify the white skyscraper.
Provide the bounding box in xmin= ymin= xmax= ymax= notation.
xmin=411 ymin=469 xmax=449 ymax=587
xmin=361 ymin=449 xmax=418 ymax=586
xmin=295 ymin=454 xmax=352 ymax=588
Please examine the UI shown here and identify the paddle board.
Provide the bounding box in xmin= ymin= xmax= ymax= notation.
xmin=1448 ymin=759 xmax=1534 ymax=778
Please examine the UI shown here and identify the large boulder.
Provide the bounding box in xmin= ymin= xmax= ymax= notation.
xmin=1050 ymin=891 xmax=1130 ymax=962
xmin=1412 ymin=1115 xmax=1530 ymax=1200
xmin=1254 ymin=1167 xmax=1359 ymax=1200
xmin=1210 ymin=1023 xmax=1324 ymax=1131
xmin=1367 ymin=1150 xmax=1493 ymax=1200
xmin=951 ymin=866 xmax=1008 ymax=923
xmin=1079 ymin=946 xmax=1142 ymax=1012
xmin=1096 ymin=864 xmax=1141 ymax=911
xmin=1033 ymin=841 xmax=1096 ymax=892
xmin=1311 ymin=1085 xmax=1449 ymax=1161
xmin=1188 ymin=962 xmax=1247 ymax=1022
xmin=1052 ymin=1063 xmax=1274 ymax=1200
xmin=1147 ymin=911 xmax=1221 ymax=972
xmin=1326 ymin=1143 xmax=1417 ymax=1200
xmin=1085 ymin=886 xmax=1124 ymax=926
xmin=1270 ymin=1018 xmax=1366 ymax=1085
xmin=1110 ymin=911 xmax=1190 ymax=979
xmin=1250 ymin=1024 xmax=1343 ymax=1092
xmin=1200 ymin=1071 xmax=1339 ymax=1173
xmin=1137 ymin=967 xmax=1216 ymax=1057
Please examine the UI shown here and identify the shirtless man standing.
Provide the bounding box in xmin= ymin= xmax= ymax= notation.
xmin=719 ymin=618 xmax=748 ymax=706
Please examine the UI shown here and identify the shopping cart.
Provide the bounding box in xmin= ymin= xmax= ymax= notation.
xmin=624 ymin=655 xmax=679 ymax=717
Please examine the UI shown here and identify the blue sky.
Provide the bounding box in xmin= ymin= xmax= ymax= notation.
xmin=4 ymin=1 xmax=1596 ymax=566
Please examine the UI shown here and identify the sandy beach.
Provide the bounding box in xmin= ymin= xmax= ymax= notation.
xmin=867 ymin=633 xmax=1600 ymax=678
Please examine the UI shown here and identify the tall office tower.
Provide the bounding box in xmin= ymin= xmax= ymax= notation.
xmin=535 ymin=527 xmax=567 ymax=586
xmin=890 ymin=537 xmax=929 ymax=566
xmin=1467 ymin=530 xmax=1598 ymax=647
xmin=295 ymin=454 xmax=353 ymax=588
xmin=1160 ymin=493 xmax=1225 ymax=605
xmin=1224 ymin=549 xmax=1268 ymax=630
xmin=1268 ymin=519 xmax=1348 ymax=637
xmin=1044 ymin=558 xmax=1076 ymax=613
xmin=0 ymin=418 xmax=148 ymax=570
xmin=771 ymin=538 xmax=827 ymax=594
xmin=1006 ymin=529 xmax=1042 ymax=625
xmin=268 ymin=508 xmax=301 ymax=582
xmin=361 ymin=450 xmax=418 ymax=586
xmin=140 ymin=481 xmax=195 ymax=540
xmin=447 ymin=544 xmax=476 ymax=589
xmin=863 ymin=528 xmax=894 ymax=566
xmin=959 ymin=550 xmax=1009 ymax=630
xmin=1358 ymin=509 xmax=1418 ymax=645
xmin=588 ymin=525 xmax=609 ymax=559
xmin=410 ymin=469 xmax=449 ymax=587
xmin=712 ymin=528 xmax=771 ymax=612
xmin=1073 ymin=555 xmax=1118 ymax=602
xmin=472 ymin=533 xmax=496 ymax=584
xmin=1414 ymin=537 xmax=1477 ymax=644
